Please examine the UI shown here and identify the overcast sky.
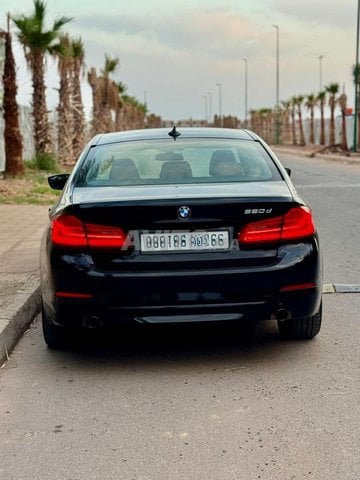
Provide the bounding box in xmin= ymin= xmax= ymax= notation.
xmin=1 ymin=0 xmax=358 ymax=121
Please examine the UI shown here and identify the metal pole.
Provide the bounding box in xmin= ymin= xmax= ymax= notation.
xmin=273 ymin=25 xmax=280 ymax=144
xmin=243 ymin=58 xmax=248 ymax=127
xmin=353 ymin=0 xmax=360 ymax=152
xmin=207 ymin=91 xmax=212 ymax=123
xmin=318 ymin=55 xmax=323 ymax=91
xmin=216 ymin=83 xmax=222 ymax=127
xmin=203 ymin=95 xmax=208 ymax=122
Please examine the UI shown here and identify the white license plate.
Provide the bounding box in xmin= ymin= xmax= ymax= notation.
xmin=140 ymin=231 xmax=230 ymax=253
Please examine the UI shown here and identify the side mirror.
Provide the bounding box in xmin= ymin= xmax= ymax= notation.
xmin=48 ymin=173 xmax=70 ymax=190
xmin=284 ymin=167 xmax=291 ymax=177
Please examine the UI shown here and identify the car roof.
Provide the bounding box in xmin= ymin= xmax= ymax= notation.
xmin=92 ymin=128 xmax=260 ymax=146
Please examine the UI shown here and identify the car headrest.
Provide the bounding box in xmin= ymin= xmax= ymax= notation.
xmin=160 ymin=161 xmax=193 ymax=179
xmin=109 ymin=158 xmax=140 ymax=181
xmin=209 ymin=150 xmax=243 ymax=177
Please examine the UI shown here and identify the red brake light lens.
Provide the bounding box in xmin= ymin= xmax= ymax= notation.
xmin=238 ymin=215 xmax=283 ymax=244
xmin=238 ymin=207 xmax=316 ymax=245
xmin=85 ymin=223 xmax=127 ymax=248
xmin=281 ymin=206 xmax=316 ymax=240
xmin=51 ymin=215 xmax=87 ymax=247
xmin=51 ymin=214 xmax=127 ymax=248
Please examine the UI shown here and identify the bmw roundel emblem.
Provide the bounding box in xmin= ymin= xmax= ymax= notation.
xmin=178 ymin=206 xmax=191 ymax=219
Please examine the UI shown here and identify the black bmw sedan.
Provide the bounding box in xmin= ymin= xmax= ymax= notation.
xmin=40 ymin=127 xmax=322 ymax=348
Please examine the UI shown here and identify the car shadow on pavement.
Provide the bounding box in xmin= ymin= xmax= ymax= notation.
xmin=44 ymin=319 xmax=316 ymax=369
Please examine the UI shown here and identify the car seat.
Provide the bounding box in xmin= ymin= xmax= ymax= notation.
xmin=160 ymin=161 xmax=193 ymax=180
xmin=209 ymin=150 xmax=244 ymax=177
xmin=109 ymin=158 xmax=140 ymax=182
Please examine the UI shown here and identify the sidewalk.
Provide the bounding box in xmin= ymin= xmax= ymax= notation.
xmin=272 ymin=144 xmax=360 ymax=165
xmin=0 ymin=205 xmax=49 ymax=364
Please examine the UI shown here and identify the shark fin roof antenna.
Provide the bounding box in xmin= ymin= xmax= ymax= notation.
xmin=168 ymin=126 xmax=181 ymax=141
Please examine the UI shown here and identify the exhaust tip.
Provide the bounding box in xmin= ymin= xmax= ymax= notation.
xmin=83 ymin=314 xmax=103 ymax=329
xmin=275 ymin=308 xmax=291 ymax=322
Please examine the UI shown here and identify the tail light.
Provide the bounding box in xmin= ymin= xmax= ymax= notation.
xmin=238 ymin=206 xmax=316 ymax=245
xmin=51 ymin=214 xmax=127 ymax=248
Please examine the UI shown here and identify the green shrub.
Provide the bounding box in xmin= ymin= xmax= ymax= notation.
xmin=24 ymin=159 xmax=37 ymax=170
xmin=26 ymin=153 xmax=59 ymax=172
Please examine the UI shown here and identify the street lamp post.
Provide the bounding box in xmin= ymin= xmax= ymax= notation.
xmin=216 ymin=83 xmax=222 ymax=127
xmin=272 ymin=25 xmax=280 ymax=144
xmin=207 ymin=91 xmax=212 ymax=124
xmin=203 ymin=95 xmax=208 ymax=123
xmin=354 ymin=0 xmax=360 ymax=152
xmin=242 ymin=58 xmax=248 ymax=127
xmin=318 ymin=55 xmax=324 ymax=91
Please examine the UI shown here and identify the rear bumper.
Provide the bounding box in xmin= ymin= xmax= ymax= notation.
xmin=49 ymin=289 xmax=322 ymax=328
xmin=41 ymin=240 xmax=322 ymax=328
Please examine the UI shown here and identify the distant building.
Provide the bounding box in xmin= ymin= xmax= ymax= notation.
xmin=163 ymin=119 xmax=210 ymax=128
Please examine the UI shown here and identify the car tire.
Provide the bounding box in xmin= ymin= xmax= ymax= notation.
xmin=42 ymin=304 xmax=67 ymax=349
xmin=278 ymin=304 xmax=322 ymax=340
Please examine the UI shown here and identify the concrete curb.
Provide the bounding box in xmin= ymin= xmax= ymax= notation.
xmin=0 ymin=284 xmax=41 ymax=365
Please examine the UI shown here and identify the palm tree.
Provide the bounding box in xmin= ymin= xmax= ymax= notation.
xmin=325 ymin=83 xmax=339 ymax=146
xmin=338 ymin=93 xmax=349 ymax=152
xmin=116 ymin=89 xmax=148 ymax=131
xmin=116 ymin=81 xmax=127 ymax=96
xmin=317 ymin=91 xmax=326 ymax=145
xmin=115 ymin=81 xmax=127 ymax=130
xmin=57 ymin=34 xmax=74 ymax=165
xmin=88 ymin=67 xmax=101 ymax=136
xmin=12 ymin=0 xmax=72 ymax=156
xmin=290 ymin=97 xmax=297 ymax=145
xmin=258 ymin=108 xmax=273 ymax=144
xmin=88 ymin=55 xmax=119 ymax=134
xmin=147 ymin=113 xmax=162 ymax=128
xmin=1 ymin=24 xmax=23 ymax=176
xmin=305 ymin=94 xmax=317 ymax=144
xmin=123 ymin=96 xmax=147 ymax=130
xmin=294 ymin=95 xmax=306 ymax=146
xmin=99 ymin=54 xmax=119 ymax=132
xmin=71 ymin=38 xmax=85 ymax=159
xmin=280 ymin=100 xmax=291 ymax=144
xmin=249 ymin=110 xmax=259 ymax=134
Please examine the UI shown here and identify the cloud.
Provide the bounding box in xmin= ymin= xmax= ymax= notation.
xmin=268 ymin=0 xmax=356 ymax=29
xmin=74 ymin=8 xmax=265 ymax=58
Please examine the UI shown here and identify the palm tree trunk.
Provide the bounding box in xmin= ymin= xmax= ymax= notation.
xmin=57 ymin=66 xmax=74 ymax=165
xmin=31 ymin=52 xmax=53 ymax=155
xmin=298 ymin=108 xmax=305 ymax=146
xmin=320 ymin=102 xmax=325 ymax=145
xmin=88 ymin=68 xmax=102 ymax=136
xmin=329 ymin=102 xmax=335 ymax=145
xmin=2 ymin=30 xmax=23 ymax=176
xmin=72 ymin=61 xmax=85 ymax=159
xmin=291 ymin=108 xmax=297 ymax=145
xmin=309 ymin=107 xmax=315 ymax=144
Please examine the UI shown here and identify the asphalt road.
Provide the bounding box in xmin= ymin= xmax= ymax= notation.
xmin=278 ymin=153 xmax=360 ymax=284
xmin=1 ymin=153 xmax=360 ymax=480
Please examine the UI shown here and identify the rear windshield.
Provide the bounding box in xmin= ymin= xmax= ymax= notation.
xmin=75 ymin=138 xmax=282 ymax=187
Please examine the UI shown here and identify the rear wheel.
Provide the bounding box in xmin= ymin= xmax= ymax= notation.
xmin=42 ymin=304 xmax=68 ymax=349
xmin=278 ymin=304 xmax=322 ymax=340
